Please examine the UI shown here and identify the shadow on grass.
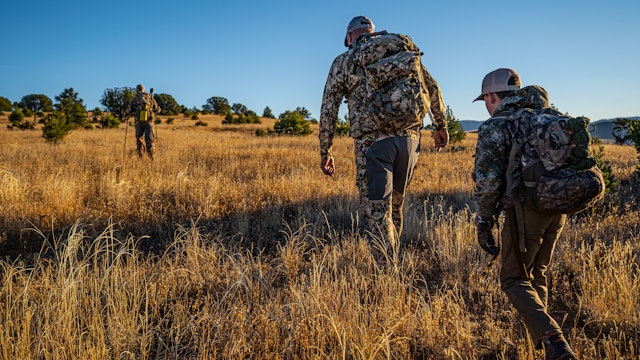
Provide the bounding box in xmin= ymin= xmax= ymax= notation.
xmin=0 ymin=188 xmax=476 ymax=260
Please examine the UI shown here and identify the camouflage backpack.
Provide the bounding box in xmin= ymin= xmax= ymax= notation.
xmin=133 ymin=93 xmax=153 ymax=122
xmin=351 ymin=31 xmax=430 ymax=133
xmin=506 ymin=104 xmax=605 ymax=214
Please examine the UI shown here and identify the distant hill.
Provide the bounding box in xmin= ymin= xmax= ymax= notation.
xmin=460 ymin=120 xmax=483 ymax=132
xmin=460 ymin=116 xmax=640 ymax=140
xmin=590 ymin=117 xmax=640 ymax=141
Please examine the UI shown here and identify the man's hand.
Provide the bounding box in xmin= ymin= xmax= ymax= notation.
xmin=434 ymin=127 xmax=449 ymax=152
xmin=476 ymin=218 xmax=499 ymax=255
xmin=321 ymin=157 xmax=335 ymax=176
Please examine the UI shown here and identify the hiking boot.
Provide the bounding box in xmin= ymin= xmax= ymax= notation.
xmin=540 ymin=331 xmax=578 ymax=360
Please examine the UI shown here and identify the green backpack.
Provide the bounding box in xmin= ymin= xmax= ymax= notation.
xmin=351 ymin=31 xmax=430 ymax=133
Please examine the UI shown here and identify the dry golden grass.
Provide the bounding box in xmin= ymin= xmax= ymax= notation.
xmin=0 ymin=114 xmax=638 ymax=359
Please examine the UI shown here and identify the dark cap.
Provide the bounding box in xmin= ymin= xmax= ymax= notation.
xmin=473 ymin=68 xmax=521 ymax=102
xmin=344 ymin=16 xmax=375 ymax=47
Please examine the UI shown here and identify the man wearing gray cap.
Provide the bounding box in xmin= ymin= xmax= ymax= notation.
xmin=473 ymin=68 xmax=578 ymax=360
xmin=319 ymin=16 xmax=448 ymax=254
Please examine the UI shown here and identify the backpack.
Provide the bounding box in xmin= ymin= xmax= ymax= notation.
xmin=506 ymin=107 xmax=605 ymax=215
xmin=134 ymin=93 xmax=153 ymax=122
xmin=351 ymin=31 xmax=430 ymax=133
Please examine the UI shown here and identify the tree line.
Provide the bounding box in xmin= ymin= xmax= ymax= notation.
xmin=1 ymin=87 xmax=471 ymax=143
xmin=0 ymin=88 xmax=324 ymax=141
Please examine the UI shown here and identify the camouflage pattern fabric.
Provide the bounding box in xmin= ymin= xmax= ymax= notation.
xmin=474 ymin=86 xmax=551 ymax=219
xmin=475 ymin=85 xmax=604 ymax=217
xmin=129 ymin=91 xmax=160 ymax=159
xmin=320 ymin=31 xmax=446 ymax=247
xmin=129 ymin=92 xmax=160 ymax=123
xmin=532 ymin=167 xmax=604 ymax=214
xmin=473 ymin=113 xmax=513 ymax=220
xmin=493 ymin=85 xmax=550 ymax=114
xmin=504 ymin=86 xmax=604 ymax=214
xmin=351 ymin=32 xmax=430 ymax=133
xmin=354 ymin=135 xmax=399 ymax=247
xmin=319 ymin=37 xmax=446 ymax=160
xmin=135 ymin=121 xmax=155 ymax=159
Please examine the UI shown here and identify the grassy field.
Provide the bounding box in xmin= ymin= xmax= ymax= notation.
xmin=0 ymin=114 xmax=638 ymax=359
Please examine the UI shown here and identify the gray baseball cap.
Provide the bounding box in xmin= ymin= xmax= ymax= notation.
xmin=344 ymin=16 xmax=375 ymax=47
xmin=473 ymin=68 xmax=521 ymax=101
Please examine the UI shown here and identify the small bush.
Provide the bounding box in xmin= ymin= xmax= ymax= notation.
xmin=191 ymin=114 xmax=199 ymax=120
xmin=274 ymin=110 xmax=312 ymax=136
xmin=9 ymin=109 xmax=25 ymax=126
xmin=591 ymin=143 xmax=616 ymax=192
xmin=335 ymin=121 xmax=350 ymax=136
xmin=42 ymin=112 xmax=73 ymax=143
xmin=100 ymin=114 xmax=121 ymax=129
xmin=195 ymin=121 xmax=208 ymax=127
xmin=222 ymin=112 xmax=262 ymax=125
xmin=222 ymin=112 xmax=234 ymax=124
xmin=255 ymin=128 xmax=274 ymax=137
xmin=166 ymin=117 xmax=174 ymax=124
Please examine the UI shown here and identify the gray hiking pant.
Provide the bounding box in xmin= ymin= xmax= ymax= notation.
xmin=359 ymin=135 xmax=420 ymax=245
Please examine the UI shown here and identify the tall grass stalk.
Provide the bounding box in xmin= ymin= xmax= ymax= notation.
xmin=0 ymin=115 xmax=638 ymax=358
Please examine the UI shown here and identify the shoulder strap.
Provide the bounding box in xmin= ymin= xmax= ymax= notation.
xmin=504 ymin=109 xmax=529 ymax=254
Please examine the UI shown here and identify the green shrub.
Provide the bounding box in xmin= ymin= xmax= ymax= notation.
xmin=100 ymin=114 xmax=121 ymax=129
xmin=255 ymin=128 xmax=274 ymax=136
xmin=222 ymin=112 xmax=234 ymax=124
xmin=445 ymin=106 xmax=466 ymax=144
xmin=590 ymin=140 xmax=617 ymax=192
xmin=223 ymin=111 xmax=262 ymax=125
xmin=335 ymin=120 xmax=350 ymax=136
xmin=166 ymin=117 xmax=174 ymax=124
xmin=42 ymin=112 xmax=73 ymax=143
xmin=195 ymin=121 xmax=208 ymax=127
xmin=274 ymin=110 xmax=312 ymax=135
xmin=9 ymin=109 xmax=25 ymax=126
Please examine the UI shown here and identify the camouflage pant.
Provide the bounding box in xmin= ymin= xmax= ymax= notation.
xmin=354 ymin=133 xmax=420 ymax=248
xmin=135 ymin=121 xmax=155 ymax=159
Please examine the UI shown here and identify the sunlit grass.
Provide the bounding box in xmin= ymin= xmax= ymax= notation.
xmin=0 ymin=115 xmax=638 ymax=359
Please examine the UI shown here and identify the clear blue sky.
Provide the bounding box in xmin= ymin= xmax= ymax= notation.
xmin=1 ymin=0 xmax=638 ymax=122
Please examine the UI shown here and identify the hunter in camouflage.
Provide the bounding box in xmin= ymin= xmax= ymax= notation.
xmin=319 ymin=16 xmax=448 ymax=250
xmin=128 ymin=84 xmax=161 ymax=159
xmin=473 ymin=68 xmax=578 ymax=359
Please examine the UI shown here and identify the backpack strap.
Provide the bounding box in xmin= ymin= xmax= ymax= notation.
xmin=505 ymin=206 xmax=533 ymax=281
xmin=507 ymin=135 xmax=528 ymax=254
xmin=504 ymin=110 xmax=528 ymax=254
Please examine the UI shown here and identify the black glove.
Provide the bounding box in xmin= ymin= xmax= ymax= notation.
xmin=476 ymin=217 xmax=500 ymax=255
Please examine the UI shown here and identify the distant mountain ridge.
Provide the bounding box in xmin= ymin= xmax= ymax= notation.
xmin=460 ymin=116 xmax=640 ymax=140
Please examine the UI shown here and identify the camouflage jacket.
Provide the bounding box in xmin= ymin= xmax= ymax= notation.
xmin=319 ymin=45 xmax=447 ymax=159
xmin=128 ymin=92 xmax=161 ymax=122
xmin=473 ymin=85 xmax=550 ymax=219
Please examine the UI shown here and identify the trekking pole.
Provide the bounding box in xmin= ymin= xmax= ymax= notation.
xmin=123 ymin=115 xmax=129 ymax=162
xmin=150 ymin=87 xmax=158 ymax=143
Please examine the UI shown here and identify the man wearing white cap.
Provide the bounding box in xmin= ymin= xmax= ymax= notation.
xmin=473 ymin=68 xmax=578 ymax=360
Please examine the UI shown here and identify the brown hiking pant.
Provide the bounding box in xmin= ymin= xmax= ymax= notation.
xmin=500 ymin=204 xmax=567 ymax=341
